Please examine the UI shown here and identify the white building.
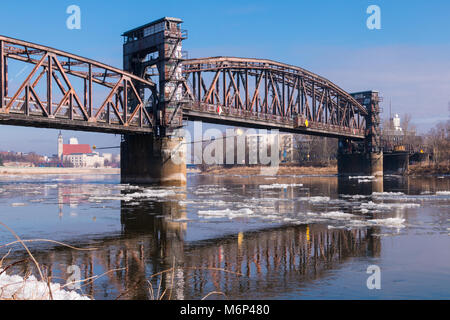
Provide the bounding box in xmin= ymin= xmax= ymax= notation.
xmin=57 ymin=133 xmax=106 ymax=168
xmin=66 ymin=152 xmax=105 ymax=168
xmin=245 ymin=132 xmax=293 ymax=164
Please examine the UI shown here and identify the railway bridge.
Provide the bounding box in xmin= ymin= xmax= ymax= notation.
xmin=0 ymin=17 xmax=382 ymax=184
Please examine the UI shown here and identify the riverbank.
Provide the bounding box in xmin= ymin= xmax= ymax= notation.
xmin=0 ymin=167 xmax=120 ymax=175
xmin=408 ymin=163 xmax=450 ymax=176
xmin=200 ymin=165 xmax=337 ymax=176
xmin=200 ymin=163 xmax=450 ymax=177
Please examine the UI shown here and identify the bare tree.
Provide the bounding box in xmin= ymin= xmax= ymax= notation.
xmin=426 ymin=120 xmax=450 ymax=164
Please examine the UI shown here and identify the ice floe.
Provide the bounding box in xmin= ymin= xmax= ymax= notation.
xmin=340 ymin=194 xmax=370 ymax=199
xmin=298 ymin=196 xmax=331 ymax=203
xmin=0 ymin=270 xmax=91 ymax=300
xmin=320 ymin=211 xmax=356 ymax=219
xmin=372 ymin=191 xmax=450 ymax=201
xmin=197 ymin=208 xmax=254 ymax=219
xmin=11 ymin=203 xmax=27 ymax=207
xmin=350 ymin=217 xmax=406 ymax=228
xmin=259 ymin=183 xmax=303 ymax=189
xmin=360 ymin=201 xmax=420 ymax=211
xmin=349 ymin=176 xmax=375 ymax=180
xmin=89 ymin=188 xmax=176 ymax=203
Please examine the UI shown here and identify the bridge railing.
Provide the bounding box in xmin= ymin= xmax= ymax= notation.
xmin=184 ymin=101 xmax=365 ymax=138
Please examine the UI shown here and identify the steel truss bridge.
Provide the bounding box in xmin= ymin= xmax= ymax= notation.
xmin=0 ymin=35 xmax=369 ymax=140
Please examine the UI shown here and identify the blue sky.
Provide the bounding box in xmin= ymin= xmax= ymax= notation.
xmin=0 ymin=0 xmax=449 ymax=155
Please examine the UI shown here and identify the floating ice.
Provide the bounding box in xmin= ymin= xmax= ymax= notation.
xmin=298 ymin=196 xmax=331 ymax=203
xmin=197 ymin=208 xmax=254 ymax=219
xmin=340 ymin=194 xmax=370 ymax=199
xmin=367 ymin=217 xmax=406 ymax=227
xmin=349 ymin=176 xmax=375 ymax=180
xmin=259 ymin=183 xmax=303 ymax=189
xmin=372 ymin=192 xmax=405 ymax=197
xmin=0 ymin=269 xmax=91 ymax=300
xmin=89 ymin=188 xmax=176 ymax=203
xmin=11 ymin=203 xmax=27 ymax=207
xmin=360 ymin=201 xmax=420 ymax=210
xmin=372 ymin=191 xmax=450 ymax=201
xmin=350 ymin=217 xmax=406 ymax=228
xmin=43 ymin=184 xmax=58 ymax=188
xmin=320 ymin=211 xmax=356 ymax=219
xmin=128 ymin=189 xmax=176 ymax=198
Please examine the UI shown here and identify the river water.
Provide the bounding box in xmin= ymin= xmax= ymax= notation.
xmin=0 ymin=173 xmax=448 ymax=300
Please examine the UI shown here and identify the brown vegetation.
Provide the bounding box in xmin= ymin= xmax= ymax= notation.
xmin=408 ymin=162 xmax=450 ymax=176
xmin=201 ymin=164 xmax=337 ymax=176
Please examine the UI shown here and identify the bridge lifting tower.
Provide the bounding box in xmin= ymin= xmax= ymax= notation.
xmin=120 ymin=17 xmax=187 ymax=185
xmin=338 ymin=91 xmax=383 ymax=177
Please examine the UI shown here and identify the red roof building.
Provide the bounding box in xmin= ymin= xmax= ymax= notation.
xmin=63 ymin=144 xmax=92 ymax=156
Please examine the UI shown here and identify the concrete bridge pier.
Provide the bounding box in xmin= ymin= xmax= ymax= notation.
xmin=120 ymin=134 xmax=186 ymax=186
xmin=337 ymin=151 xmax=383 ymax=177
xmin=370 ymin=152 xmax=384 ymax=177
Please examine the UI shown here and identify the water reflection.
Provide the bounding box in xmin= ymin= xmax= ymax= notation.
xmin=337 ymin=176 xmax=383 ymax=195
xmin=1 ymin=174 xmax=448 ymax=299
xmin=6 ymin=197 xmax=380 ymax=300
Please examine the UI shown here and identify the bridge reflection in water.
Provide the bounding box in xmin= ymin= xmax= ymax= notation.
xmin=9 ymin=188 xmax=380 ymax=300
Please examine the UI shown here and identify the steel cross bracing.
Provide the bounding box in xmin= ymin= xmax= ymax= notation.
xmin=181 ymin=57 xmax=368 ymax=139
xmin=0 ymin=37 xmax=368 ymax=140
xmin=0 ymin=36 xmax=156 ymax=134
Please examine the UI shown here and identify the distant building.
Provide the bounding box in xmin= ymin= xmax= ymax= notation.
xmin=66 ymin=152 xmax=105 ymax=168
xmin=382 ymin=114 xmax=420 ymax=152
xmin=57 ymin=133 xmax=106 ymax=168
xmin=245 ymin=132 xmax=294 ymax=164
xmin=279 ymin=134 xmax=293 ymax=162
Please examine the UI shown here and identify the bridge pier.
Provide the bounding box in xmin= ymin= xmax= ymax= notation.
xmin=120 ymin=134 xmax=186 ymax=186
xmin=337 ymin=151 xmax=383 ymax=177
xmin=383 ymin=151 xmax=409 ymax=175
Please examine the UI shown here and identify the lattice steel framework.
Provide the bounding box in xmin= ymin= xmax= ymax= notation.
xmin=0 ymin=36 xmax=155 ymax=134
xmin=0 ymin=36 xmax=371 ymax=141
xmin=182 ymin=57 xmax=368 ymax=139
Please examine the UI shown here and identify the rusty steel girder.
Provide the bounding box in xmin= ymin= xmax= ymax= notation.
xmin=0 ymin=36 xmax=155 ymax=134
xmin=181 ymin=57 xmax=367 ymax=139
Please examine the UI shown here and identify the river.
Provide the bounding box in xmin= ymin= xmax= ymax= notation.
xmin=0 ymin=173 xmax=448 ymax=300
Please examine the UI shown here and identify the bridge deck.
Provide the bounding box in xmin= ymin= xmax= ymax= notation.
xmin=0 ymin=110 xmax=153 ymax=134
xmin=183 ymin=104 xmax=365 ymax=140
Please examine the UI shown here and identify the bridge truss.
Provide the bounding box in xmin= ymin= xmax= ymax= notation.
xmin=0 ymin=36 xmax=370 ymax=140
xmin=181 ymin=57 xmax=368 ymax=139
xmin=0 ymin=36 xmax=155 ymax=134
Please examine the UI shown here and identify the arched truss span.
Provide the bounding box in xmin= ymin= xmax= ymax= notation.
xmin=0 ymin=36 xmax=155 ymax=134
xmin=182 ymin=57 xmax=367 ymax=139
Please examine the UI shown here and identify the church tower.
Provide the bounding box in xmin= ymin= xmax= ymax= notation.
xmin=57 ymin=131 xmax=63 ymax=161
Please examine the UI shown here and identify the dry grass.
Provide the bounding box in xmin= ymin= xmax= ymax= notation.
xmin=0 ymin=221 xmax=102 ymax=300
xmin=1 ymin=223 xmax=242 ymax=300
xmin=408 ymin=162 xmax=450 ymax=175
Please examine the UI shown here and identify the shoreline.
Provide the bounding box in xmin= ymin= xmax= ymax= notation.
xmin=0 ymin=167 xmax=120 ymax=175
xmin=200 ymin=165 xmax=338 ymax=176
xmin=198 ymin=164 xmax=450 ymax=177
xmin=2 ymin=164 xmax=447 ymax=177
xmin=407 ymin=163 xmax=450 ymax=176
